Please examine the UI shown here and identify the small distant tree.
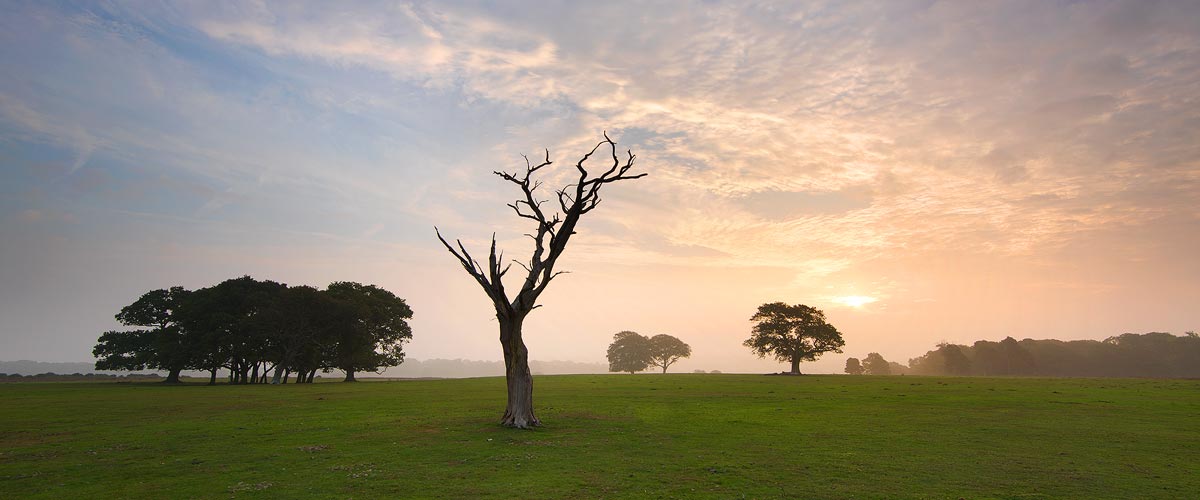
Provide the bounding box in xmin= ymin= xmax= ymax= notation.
xmin=844 ymin=357 xmax=864 ymax=375
xmin=647 ymin=334 xmax=691 ymax=373
xmin=607 ymin=331 xmax=651 ymax=374
xmin=744 ymin=302 xmax=846 ymax=374
xmin=863 ymin=352 xmax=891 ymax=375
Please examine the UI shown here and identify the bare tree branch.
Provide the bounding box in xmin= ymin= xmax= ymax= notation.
xmin=436 ymin=134 xmax=646 ymax=314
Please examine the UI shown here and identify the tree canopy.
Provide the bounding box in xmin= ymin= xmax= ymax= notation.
xmin=94 ymin=286 xmax=191 ymax=383
xmin=844 ymin=357 xmax=864 ymax=375
xmin=647 ymin=334 xmax=691 ymax=373
xmin=606 ymin=331 xmax=692 ymax=374
xmin=862 ymin=352 xmax=891 ymax=375
xmin=606 ymin=331 xmax=651 ymax=374
xmin=743 ymin=302 xmax=846 ymax=374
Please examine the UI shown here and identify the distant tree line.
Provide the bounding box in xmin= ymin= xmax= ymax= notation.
xmin=843 ymin=353 xmax=908 ymax=376
xmin=0 ymin=372 xmax=165 ymax=382
xmin=843 ymin=332 xmax=1200 ymax=378
xmin=93 ymin=276 xmax=413 ymax=384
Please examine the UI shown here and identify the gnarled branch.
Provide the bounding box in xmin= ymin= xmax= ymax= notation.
xmin=436 ymin=133 xmax=646 ymax=315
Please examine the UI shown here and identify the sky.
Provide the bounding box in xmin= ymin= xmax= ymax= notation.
xmin=1 ymin=0 xmax=1198 ymax=374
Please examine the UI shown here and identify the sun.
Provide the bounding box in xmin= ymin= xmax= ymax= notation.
xmin=833 ymin=295 xmax=878 ymax=308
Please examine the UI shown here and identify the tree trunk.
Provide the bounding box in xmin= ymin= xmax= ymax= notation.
xmin=250 ymin=364 xmax=259 ymax=384
xmin=208 ymin=368 xmax=217 ymax=385
xmin=661 ymin=365 xmax=668 ymax=374
xmin=789 ymin=357 xmax=802 ymax=375
xmin=344 ymin=369 xmax=357 ymax=382
xmin=164 ymin=367 xmax=182 ymax=384
xmin=500 ymin=318 xmax=538 ymax=429
xmin=308 ymin=368 xmax=317 ymax=383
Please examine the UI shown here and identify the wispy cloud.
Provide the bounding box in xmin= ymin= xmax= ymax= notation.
xmin=1 ymin=1 xmax=1197 ymax=367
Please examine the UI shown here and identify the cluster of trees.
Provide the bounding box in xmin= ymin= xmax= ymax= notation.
xmin=905 ymin=332 xmax=1200 ymax=378
xmin=93 ymin=276 xmax=413 ymax=384
xmin=606 ymin=331 xmax=693 ymax=373
xmin=843 ymin=353 xmax=907 ymax=375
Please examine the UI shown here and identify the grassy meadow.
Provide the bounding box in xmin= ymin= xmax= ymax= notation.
xmin=1 ymin=374 xmax=1197 ymax=499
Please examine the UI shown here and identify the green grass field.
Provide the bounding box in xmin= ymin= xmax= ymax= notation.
xmin=1 ymin=374 xmax=1197 ymax=499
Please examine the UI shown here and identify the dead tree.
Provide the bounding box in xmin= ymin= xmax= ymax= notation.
xmin=436 ymin=133 xmax=646 ymax=428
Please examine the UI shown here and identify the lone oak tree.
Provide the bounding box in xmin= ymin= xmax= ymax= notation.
xmin=436 ymin=133 xmax=646 ymax=428
xmin=744 ymin=302 xmax=846 ymax=375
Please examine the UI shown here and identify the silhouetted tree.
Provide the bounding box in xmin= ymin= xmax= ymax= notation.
xmin=939 ymin=343 xmax=972 ymax=375
xmin=94 ymin=286 xmax=192 ymax=383
xmin=997 ymin=336 xmax=1036 ymax=374
xmin=259 ymin=285 xmax=341 ymax=384
xmin=647 ymin=334 xmax=691 ymax=373
xmin=863 ymin=352 xmax=891 ymax=375
xmin=970 ymin=339 xmax=1004 ymax=375
xmin=844 ymin=357 xmax=864 ymax=375
xmin=743 ymin=302 xmax=846 ymax=374
xmin=324 ymin=282 xmax=414 ymax=382
xmin=436 ymin=133 xmax=646 ymax=428
xmin=93 ymin=329 xmax=154 ymax=372
xmin=177 ymin=277 xmax=286 ymax=385
xmin=607 ymin=331 xmax=651 ymax=374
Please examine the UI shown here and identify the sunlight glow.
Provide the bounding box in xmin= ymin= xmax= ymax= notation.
xmin=833 ymin=295 xmax=878 ymax=308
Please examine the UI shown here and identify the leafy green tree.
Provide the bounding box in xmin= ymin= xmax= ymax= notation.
xmin=844 ymin=357 xmax=864 ymax=375
xmin=647 ymin=334 xmax=691 ymax=373
xmin=94 ymin=286 xmax=192 ymax=383
xmin=863 ymin=352 xmax=891 ymax=375
xmin=744 ymin=302 xmax=846 ymax=374
xmin=324 ymin=282 xmax=414 ymax=382
xmin=607 ymin=331 xmax=651 ymax=374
